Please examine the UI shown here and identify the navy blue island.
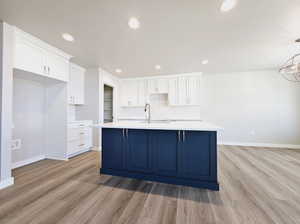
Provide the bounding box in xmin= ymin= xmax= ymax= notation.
xmin=100 ymin=122 xmax=220 ymax=191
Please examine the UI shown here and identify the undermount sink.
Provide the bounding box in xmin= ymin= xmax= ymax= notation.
xmin=140 ymin=120 xmax=171 ymax=124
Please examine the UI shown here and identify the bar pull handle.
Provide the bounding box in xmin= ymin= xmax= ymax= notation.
xmin=183 ymin=131 xmax=186 ymax=142
xmin=178 ymin=130 xmax=181 ymax=142
xmin=122 ymin=129 xmax=125 ymax=138
xmin=126 ymin=129 xmax=129 ymax=139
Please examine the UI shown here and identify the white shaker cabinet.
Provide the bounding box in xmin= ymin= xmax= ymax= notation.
xmin=120 ymin=80 xmax=138 ymax=107
xmin=46 ymin=52 xmax=70 ymax=82
xmin=14 ymin=37 xmax=46 ymax=76
xmin=168 ymin=78 xmax=179 ymax=105
xmin=137 ymin=80 xmax=148 ymax=106
xmin=168 ymin=75 xmax=201 ymax=106
xmin=147 ymin=78 xmax=168 ymax=94
xmin=67 ymin=121 xmax=93 ymax=158
xmin=68 ymin=63 xmax=85 ymax=105
xmin=14 ymin=28 xmax=71 ymax=82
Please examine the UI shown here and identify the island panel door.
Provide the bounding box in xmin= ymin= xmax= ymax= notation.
xmin=102 ymin=128 xmax=125 ymax=170
xmin=178 ymin=131 xmax=212 ymax=180
xmin=151 ymin=130 xmax=178 ymax=177
xmin=127 ymin=129 xmax=152 ymax=173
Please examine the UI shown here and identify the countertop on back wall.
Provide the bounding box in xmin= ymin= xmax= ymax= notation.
xmin=95 ymin=121 xmax=223 ymax=131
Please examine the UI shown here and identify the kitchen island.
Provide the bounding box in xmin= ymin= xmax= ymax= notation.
xmin=100 ymin=121 xmax=222 ymax=191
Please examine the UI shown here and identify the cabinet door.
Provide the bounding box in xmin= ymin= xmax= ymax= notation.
xmin=127 ymin=129 xmax=152 ymax=173
xmin=186 ymin=76 xmax=201 ymax=105
xmin=102 ymin=128 xmax=125 ymax=170
xmin=147 ymin=79 xmax=158 ymax=94
xmin=148 ymin=78 xmax=168 ymax=94
xmin=14 ymin=38 xmax=46 ymax=76
xmin=69 ymin=64 xmax=85 ymax=104
xmin=178 ymin=77 xmax=188 ymax=105
xmin=168 ymin=78 xmax=179 ymax=105
xmin=157 ymin=78 xmax=169 ymax=93
xmin=120 ymin=80 xmax=138 ymax=107
xmin=137 ymin=80 xmax=148 ymax=106
xmin=151 ymin=130 xmax=178 ymax=177
xmin=46 ymin=52 xmax=69 ymax=82
xmin=178 ymin=131 xmax=213 ymax=180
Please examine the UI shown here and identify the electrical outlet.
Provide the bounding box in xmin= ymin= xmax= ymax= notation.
xmin=11 ymin=139 xmax=21 ymax=150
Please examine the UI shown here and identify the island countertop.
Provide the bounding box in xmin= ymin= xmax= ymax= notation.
xmin=96 ymin=121 xmax=223 ymax=131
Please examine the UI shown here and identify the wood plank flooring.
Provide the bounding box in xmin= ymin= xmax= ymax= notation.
xmin=0 ymin=146 xmax=299 ymax=224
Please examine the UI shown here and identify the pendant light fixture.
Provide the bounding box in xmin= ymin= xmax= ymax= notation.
xmin=279 ymin=39 xmax=300 ymax=82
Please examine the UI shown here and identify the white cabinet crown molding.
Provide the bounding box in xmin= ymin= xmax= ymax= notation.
xmin=119 ymin=72 xmax=202 ymax=81
xmin=14 ymin=27 xmax=72 ymax=60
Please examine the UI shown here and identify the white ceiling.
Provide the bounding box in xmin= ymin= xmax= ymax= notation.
xmin=0 ymin=0 xmax=299 ymax=77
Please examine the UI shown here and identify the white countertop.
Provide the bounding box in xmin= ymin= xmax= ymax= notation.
xmin=95 ymin=121 xmax=223 ymax=131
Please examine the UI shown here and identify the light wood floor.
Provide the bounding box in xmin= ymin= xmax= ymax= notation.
xmin=0 ymin=146 xmax=300 ymax=224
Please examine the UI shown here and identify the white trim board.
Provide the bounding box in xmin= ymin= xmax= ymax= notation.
xmin=11 ymin=155 xmax=46 ymax=169
xmin=0 ymin=177 xmax=14 ymax=190
xmin=219 ymin=142 xmax=300 ymax=149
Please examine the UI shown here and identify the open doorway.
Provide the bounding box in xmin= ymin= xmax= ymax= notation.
xmin=103 ymin=84 xmax=113 ymax=123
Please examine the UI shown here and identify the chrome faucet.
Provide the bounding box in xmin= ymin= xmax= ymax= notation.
xmin=144 ymin=103 xmax=151 ymax=123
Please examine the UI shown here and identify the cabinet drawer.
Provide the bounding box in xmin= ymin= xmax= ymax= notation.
xmin=68 ymin=127 xmax=90 ymax=141
xmin=68 ymin=138 xmax=91 ymax=155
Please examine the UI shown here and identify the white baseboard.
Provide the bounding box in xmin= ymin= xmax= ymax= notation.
xmin=11 ymin=155 xmax=46 ymax=169
xmin=45 ymin=155 xmax=68 ymax=161
xmin=0 ymin=177 xmax=14 ymax=190
xmin=219 ymin=142 xmax=300 ymax=149
xmin=67 ymin=148 xmax=91 ymax=158
xmin=92 ymin=146 xmax=101 ymax=151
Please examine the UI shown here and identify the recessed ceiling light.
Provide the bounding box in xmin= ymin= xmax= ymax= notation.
xmin=202 ymin=60 xmax=209 ymax=65
xmin=155 ymin=65 xmax=161 ymax=70
xmin=115 ymin=69 xmax=122 ymax=73
xmin=62 ymin=33 xmax=74 ymax=42
xmin=220 ymin=0 xmax=237 ymax=12
xmin=128 ymin=17 xmax=140 ymax=30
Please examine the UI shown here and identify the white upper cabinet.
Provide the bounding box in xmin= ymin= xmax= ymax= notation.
xmin=168 ymin=74 xmax=201 ymax=106
xmin=46 ymin=51 xmax=70 ymax=82
xmin=68 ymin=63 xmax=85 ymax=105
xmin=147 ymin=78 xmax=168 ymax=94
xmin=137 ymin=80 xmax=148 ymax=106
xmin=14 ymin=28 xmax=71 ymax=82
xmin=120 ymin=79 xmax=148 ymax=107
xmin=120 ymin=80 xmax=139 ymax=107
xmin=120 ymin=73 xmax=201 ymax=107
xmin=14 ymin=36 xmax=46 ymax=76
xmin=168 ymin=78 xmax=179 ymax=105
xmin=186 ymin=75 xmax=201 ymax=105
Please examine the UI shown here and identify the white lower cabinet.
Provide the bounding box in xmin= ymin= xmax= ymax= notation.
xmin=68 ymin=121 xmax=93 ymax=158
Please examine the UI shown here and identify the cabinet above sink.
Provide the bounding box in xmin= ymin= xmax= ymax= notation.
xmin=119 ymin=73 xmax=202 ymax=108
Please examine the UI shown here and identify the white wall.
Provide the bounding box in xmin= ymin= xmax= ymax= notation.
xmin=118 ymin=69 xmax=300 ymax=146
xmin=0 ymin=22 xmax=14 ymax=189
xmin=12 ymin=74 xmax=45 ymax=164
xmin=201 ymin=70 xmax=300 ymax=146
xmin=76 ymin=68 xmax=119 ymax=149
